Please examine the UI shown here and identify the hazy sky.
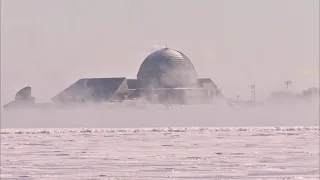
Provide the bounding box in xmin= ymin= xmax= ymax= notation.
xmin=1 ymin=0 xmax=319 ymax=103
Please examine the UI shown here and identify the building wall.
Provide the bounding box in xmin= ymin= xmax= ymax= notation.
xmin=137 ymin=88 xmax=214 ymax=104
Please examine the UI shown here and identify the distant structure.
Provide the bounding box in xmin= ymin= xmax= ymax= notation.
xmin=300 ymin=87 xmax=319 ymax=100
xmin=3 ymin=86 xmax=35 ymax=109
xmin=249 ymin=84 xmax=256 ymax=102
xmin=267 ymin=87 xmax=319 ymax=103
xmin=4 ymin=48 xmax=222 ymax=109
xmin=267 ymin=91 xmax=295 ymax=103
xmin=284 ymin=80 xmax=292 ymax=90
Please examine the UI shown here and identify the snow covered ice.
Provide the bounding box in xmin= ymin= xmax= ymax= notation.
xmin=1 ymin=127 xmax=319 ymax=179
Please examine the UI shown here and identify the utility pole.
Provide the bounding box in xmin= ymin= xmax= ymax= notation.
xmin=284 ymin=80 xmax=292 ymax=90
xmin=249 ymin=84 xmax=256 ymax=102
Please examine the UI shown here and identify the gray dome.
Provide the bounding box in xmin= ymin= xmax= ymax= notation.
xmin=137 ymin=48 xmax=198 ymax=88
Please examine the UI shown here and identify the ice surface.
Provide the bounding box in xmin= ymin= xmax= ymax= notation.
xmin=1 ymin=127 xmax=319 ymax=179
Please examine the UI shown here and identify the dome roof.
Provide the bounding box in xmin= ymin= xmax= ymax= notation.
xmin=137 ymin=48 xmax=198 ymax=88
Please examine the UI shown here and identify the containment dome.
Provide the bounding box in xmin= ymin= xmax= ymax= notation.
xmin=137 ymin=48 xmax=198 ymax=88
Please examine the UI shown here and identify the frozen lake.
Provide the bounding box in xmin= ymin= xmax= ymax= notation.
xmin=1 ymin=103 xmax=319 ymax=179
xmin=1 ymin=127 xmax=319 ymax=179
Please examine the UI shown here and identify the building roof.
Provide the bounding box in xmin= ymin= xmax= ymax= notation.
xmin=198 ymin=78 xmax=217 ymax=89
xmin=15 ymin=86 xmax=32 ymax=101
xmin=137 ymin=48 xmax=198 ymax=88
xmin=51 ymin=78 xmax=126 ymax=103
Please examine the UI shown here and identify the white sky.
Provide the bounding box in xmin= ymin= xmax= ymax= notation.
xmin=1 ymin=0 xmax=319 ymax=103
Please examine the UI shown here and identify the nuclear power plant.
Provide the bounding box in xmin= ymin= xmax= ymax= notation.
xmin=4 ymin=48 xmax=223 ymax=110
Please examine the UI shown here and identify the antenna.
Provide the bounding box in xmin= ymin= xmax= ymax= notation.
xmin=284 ymin=80 xmax=292 ymax=90
xmin=249 ymin=84 xmax=256 ymax=102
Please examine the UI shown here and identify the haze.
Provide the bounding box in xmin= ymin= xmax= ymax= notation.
xmin=1 ymin=0 xmax=319 ymax=104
